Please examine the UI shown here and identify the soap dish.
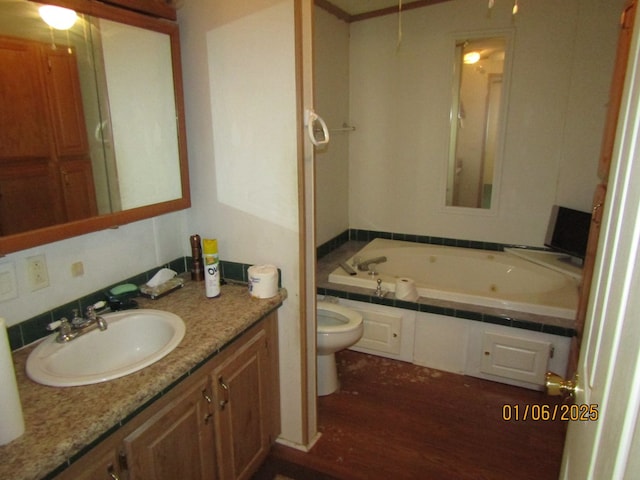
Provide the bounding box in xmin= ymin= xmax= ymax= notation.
xmin=139 ymin=277 xmax=185 ymax=300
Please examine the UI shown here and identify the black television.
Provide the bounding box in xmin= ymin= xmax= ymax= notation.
xmin=544 ymin=205 xmax=591 ymax=262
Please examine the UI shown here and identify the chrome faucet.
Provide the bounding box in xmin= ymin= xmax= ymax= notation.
xmin=86 ymin=305 xmax=108 ymax=331
xmin=49 ymin=301 xmax=109 ymax=343
xmin=357 ymin=256 xmax=387 ymax=271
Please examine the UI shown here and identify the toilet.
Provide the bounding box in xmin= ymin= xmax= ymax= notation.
xmin=316 ymin=301 xmax=364 ymax=396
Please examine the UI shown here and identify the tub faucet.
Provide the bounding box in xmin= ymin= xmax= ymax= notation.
xmin=357 ymin=256 xmax=387 ymax=271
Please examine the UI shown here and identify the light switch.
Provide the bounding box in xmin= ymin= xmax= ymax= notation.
xmin=0 ymin=262 xmax=18 ymax=302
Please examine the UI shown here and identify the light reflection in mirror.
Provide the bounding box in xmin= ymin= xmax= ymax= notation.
xmin=447 ymin=35 xmax=508 ymax=209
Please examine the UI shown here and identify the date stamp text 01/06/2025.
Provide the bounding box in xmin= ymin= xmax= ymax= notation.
xmin=502 ymin=404 xmax=599 ymax=421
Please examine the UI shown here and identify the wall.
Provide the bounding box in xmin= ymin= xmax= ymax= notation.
xmin=314 ymin=7 xmax=350 ymax=245
xmin=178 ymin=0 xmax=307 ymax=447
xmin=0 ymin=211 xmax=188 ymax=328
xmin=316 ymin=0 xmax=622 ymax=247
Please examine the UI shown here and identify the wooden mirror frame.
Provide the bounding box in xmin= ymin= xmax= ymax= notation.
xmin=0 ymin=0 xmax=190 ymax=255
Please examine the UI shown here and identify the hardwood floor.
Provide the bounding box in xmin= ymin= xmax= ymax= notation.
xmin=257 ymin=350 xmax=567 ymax=480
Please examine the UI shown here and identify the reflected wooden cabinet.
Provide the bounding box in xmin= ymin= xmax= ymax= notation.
xmin=54 ymin=312 xmax=279 ymax=480
xmin=0 ymin=36 xmax=97 ymax=236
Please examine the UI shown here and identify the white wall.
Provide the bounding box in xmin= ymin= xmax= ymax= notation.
xmin=178 ymin=0 xmax=306 ymax=447
xmin=0 ymin=211 xmax=188 ymax=327
xmin=316 ymin=0 xmax=622 ymax=246
xmin=314 ymin=7 xmax=350 ymax=245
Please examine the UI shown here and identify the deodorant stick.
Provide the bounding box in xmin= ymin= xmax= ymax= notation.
xmin=203 ymin=238 xmax=220 ymax=298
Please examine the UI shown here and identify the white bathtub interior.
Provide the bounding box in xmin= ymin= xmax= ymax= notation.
xmin=328 ymin=238 xmax=580 ymax=319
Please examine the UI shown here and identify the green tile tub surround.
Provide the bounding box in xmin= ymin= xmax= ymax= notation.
xmin=8 ymin=257 xmax=264 ymax=352
xmin=316 ymin=228 xmax=529 ymax=259
xmin=316 ymin=286 xmax=576 ymax=338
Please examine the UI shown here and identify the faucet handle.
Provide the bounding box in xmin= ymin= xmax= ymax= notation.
xmin=47 ymin=317 xmax=69 ymax=331
xmin=86 ymin=300 xmax=108 ymax=317
xmin=48 ymin=317 xmax=78 ymax=343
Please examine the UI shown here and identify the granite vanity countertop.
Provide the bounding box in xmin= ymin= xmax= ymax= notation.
xmin=0 ymin=280 xmax=286 ymax=480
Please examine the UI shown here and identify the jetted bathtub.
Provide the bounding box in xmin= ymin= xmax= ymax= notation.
xmin=328 ymin=238 xmax=580 ymax=319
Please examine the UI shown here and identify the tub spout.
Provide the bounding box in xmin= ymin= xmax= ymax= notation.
xmin=357 ymin=256 xmax=387 ymax=271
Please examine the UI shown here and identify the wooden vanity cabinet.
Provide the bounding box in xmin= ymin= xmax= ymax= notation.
xmin=54 ymin=312 xmax=279 ymax=480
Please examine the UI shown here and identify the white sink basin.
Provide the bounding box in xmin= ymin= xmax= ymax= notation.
xmin=26 ymin=309 xmax=185 ymax=387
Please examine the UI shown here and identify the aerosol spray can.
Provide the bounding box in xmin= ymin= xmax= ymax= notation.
xmin=203 ymin=238 xmax=221 ymax=298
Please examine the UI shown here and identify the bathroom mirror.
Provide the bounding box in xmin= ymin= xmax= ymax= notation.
xmin=0 ymin=0 xmax=190 ymax=254
xmin=446 ymin=34 xmax=509 ymax=209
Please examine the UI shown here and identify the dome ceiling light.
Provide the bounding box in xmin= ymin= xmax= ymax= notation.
xmin=39 ymin=5 xmax=78 ymax=30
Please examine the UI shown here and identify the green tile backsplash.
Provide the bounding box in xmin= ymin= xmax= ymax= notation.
xmin=8 ymin=257 xmax=260 ymax=352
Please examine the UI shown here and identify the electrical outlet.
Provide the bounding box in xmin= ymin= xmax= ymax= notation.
xmin=27 ymin=254 xmax=49 ymax=291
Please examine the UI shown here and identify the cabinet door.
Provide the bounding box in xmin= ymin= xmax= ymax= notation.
xmin=0 ymin=161 xmax=63 ymax=235
xmin=60 ymin=157 xmax=99 ymax=220
xmin=42 ymin=46 xmax=90 ymax=156
xmin=0 ymin=37 xmax=50 ymax=159
xmin=213 ymin=327 xmax=271 ymax=480
xmin=124 ymin=378 xmax=216 ymax=480
xmin=480 ymin=332 xmax=551 ymax=385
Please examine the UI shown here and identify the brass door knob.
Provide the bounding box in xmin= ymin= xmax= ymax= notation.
xmin=545 ymin=371 xmax=578 ymax=399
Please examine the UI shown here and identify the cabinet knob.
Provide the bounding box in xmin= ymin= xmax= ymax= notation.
xmin=107 ymin=464 xmax=120 ymax=480
xmin=204 ymin=413 xmax=213 ymax=424
xmin=202 ymin=389 xmax=212 ymax=404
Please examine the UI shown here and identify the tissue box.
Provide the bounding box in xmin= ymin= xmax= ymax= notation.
xmin=139 ymin=277 xmax=185 ymax=300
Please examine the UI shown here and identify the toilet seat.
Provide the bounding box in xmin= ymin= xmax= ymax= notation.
xmin=317 ymin=302 xmax=363 ymax=333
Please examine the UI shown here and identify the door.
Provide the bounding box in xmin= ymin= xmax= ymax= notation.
xmin=559 ymin=4 xmax=640 ymax=475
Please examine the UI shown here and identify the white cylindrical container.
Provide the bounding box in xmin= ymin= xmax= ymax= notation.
xmin=0 ymin=318 xmax=25 ymax=445
xmin=248 ymin=265 xmax=279 ymax=298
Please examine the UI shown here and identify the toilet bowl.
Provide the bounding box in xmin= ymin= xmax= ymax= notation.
xmin=317 ymin=301 xmax=363 ymax=396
